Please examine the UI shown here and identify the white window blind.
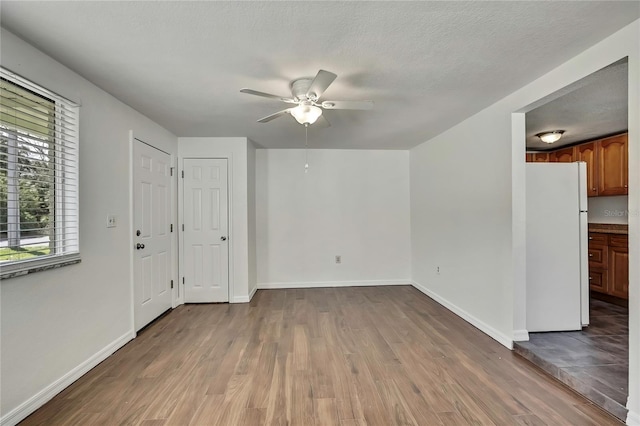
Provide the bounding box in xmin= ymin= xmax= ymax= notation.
xmin=0 ymin=68 xmax=80 ymax=277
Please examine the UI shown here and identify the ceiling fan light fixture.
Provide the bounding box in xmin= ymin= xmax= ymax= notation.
xmin=536 ymin=130 xmax=565 ymax=144
xmin=290 ymin=104 xmax=322 ymax=125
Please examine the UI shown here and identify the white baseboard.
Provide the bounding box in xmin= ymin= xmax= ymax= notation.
xmin=257 ymin=279 xmax=412 ymax=290
xmin=1 ymin=330 xmax=135 ymax=426
xmin=627 ymin=409 xmax=640 ymax=425
xmin=512 ymin=329 xmax=530 ymax=342
xmin=231 ymin=285 xmax=258 ymax=304
xmin=411 ymin=280 xmax=513 ymax=349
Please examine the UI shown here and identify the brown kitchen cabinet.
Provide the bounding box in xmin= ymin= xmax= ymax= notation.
xmin=588 ymin=233 xmax=609 ymax=294
xmin=588 ymin=232 xmax=628 ymax=299
xmin=526 ymin=133 xmax=627 ymax=197
xmin=588 ymin=269 xmax=608 ymax=294
xmin=575 ymin=142 xmax=597 ymax=197
xmin=525 ymin=152 xmax=549 ymax=162
xmin=551 ymin=146 xmax=575 ymax=163
xmin=598 ymin=134 xmax=628 ymax=196
xmin=608 ymin=235 xmax=629 ymax=299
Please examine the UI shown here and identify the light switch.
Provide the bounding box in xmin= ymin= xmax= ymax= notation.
xmin=107 ymin=215 xmax=117 ymax=228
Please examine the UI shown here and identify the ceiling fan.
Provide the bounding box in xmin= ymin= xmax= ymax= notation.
xmin=240 ymin=70 xmax=373 ymax=126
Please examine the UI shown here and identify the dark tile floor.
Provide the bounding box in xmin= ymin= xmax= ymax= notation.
xmin=514 ymin=298 xmax=628 ymax=421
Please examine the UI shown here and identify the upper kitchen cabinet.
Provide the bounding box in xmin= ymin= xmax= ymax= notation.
xmin=526 ymin=133 xmax=627 ymax=197
xmin=530 ymin=153 xmax=549 ymax=162
xmin=551 ymin=146 xmax=575 ymax=163
xmin=575 ymin=142 xmax=597 ymax=197
xmin=598 ymin=134 xmax=628 ymax=196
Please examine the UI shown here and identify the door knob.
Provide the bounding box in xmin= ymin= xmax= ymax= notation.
xmin=136 ymin=230 xmax=141 ymax=236
xmin=136 ymin=243 xmax=145 ymax=250
xmin=220 ymin=236 xmax=227 ymax=241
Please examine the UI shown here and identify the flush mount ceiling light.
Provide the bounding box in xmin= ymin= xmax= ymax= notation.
xmin=536 ymin=130 xmax=565 ymax=144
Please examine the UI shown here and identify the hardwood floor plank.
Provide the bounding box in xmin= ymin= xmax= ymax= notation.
xmin=344 ymin=353 xmax=393 ymax=426
xmin=310 ymin=336 xmax=335 ymax=399
xmin=263 ymin=355 xmax=289 ymax=426
xmin=513 ymin=413 xmax=548 ymax=426
xmin=246 ymin=341 xmax=278 ymax=408
xmin=314 ymin=398 xmax=339 ymax=426
xmin=20 ymin=287 xmax=623 ymax=426
xmin=160 ymin=371 xmax=210 ymax=425
xmin=437 ymin=410 xmax=473 ymax=426
xmin=186 ymin=394 xmax=225 ymax=426
xmin=237 ymin=407 xmax=266 ymax=425
xmin=212 ymin=374 xmax=255 ymax=426
xmin=293 ymin=324 xmax=310 ymax=371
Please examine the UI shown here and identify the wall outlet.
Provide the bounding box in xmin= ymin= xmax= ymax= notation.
xmin=107 ymin=215 xmax=117 ymax=228
xmin=335 ymin=255 xmax=342 ymax=264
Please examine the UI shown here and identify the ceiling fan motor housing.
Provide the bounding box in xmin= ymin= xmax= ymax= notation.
xmin=291 ymin=78 xmax=314 ymax=101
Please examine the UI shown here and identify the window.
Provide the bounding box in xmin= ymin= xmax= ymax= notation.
xmin=0 ymin=69 xmax=80 ymax=278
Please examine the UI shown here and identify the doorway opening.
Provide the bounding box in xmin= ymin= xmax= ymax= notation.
xmin=516 ymin=58 xmax=629 ymax=421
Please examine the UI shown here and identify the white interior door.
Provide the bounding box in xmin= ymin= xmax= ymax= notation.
xmin=133 ymin=140 xmax=173 ymax=331
xmin=183 ymin=158 xmax=229 ymax=303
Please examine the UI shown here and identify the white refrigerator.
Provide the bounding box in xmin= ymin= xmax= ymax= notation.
xmin=526 ymin=161 xmax=589 ymax=332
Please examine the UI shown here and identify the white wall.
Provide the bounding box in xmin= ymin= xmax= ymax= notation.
xmin=0 ymin=29 xmax=178 ymax=424
xmin=588 ymin=195 xmax=629 ymax=224
xmin=410 ymin=110 xmax=515 ymax=346
xmin=256 ymin=149 xmax=411 ymax=288
xmin=410 ymin=19 xmax=639 ymax=421
xmin=178 ymin=137 xmax=252 ymax=303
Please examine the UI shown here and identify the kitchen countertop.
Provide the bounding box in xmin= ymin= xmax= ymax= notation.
xmin=589 ymin=223 xmax=628 ymax=235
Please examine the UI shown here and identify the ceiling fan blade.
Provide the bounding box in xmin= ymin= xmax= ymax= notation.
xmin=306 ymin=70 xmax=337 ymax=99
xmin=240 ymin=89 xmax=296 ymax=103
xmin=314 ymin=114 xmax=331 ymax=128
xmin=257 ymin=109 xmax=291 ymax=123
xmin=321 ymin=100 xmax=374 ymax=110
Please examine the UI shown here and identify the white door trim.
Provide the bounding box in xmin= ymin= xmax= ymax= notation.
xmin=129 ymin=131 xmax=178 ymax=335
xmin=178 ymin=155 xmax=234 ymax=304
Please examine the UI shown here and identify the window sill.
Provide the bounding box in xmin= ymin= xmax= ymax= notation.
xmin=0 ymin=253 xmax=81 ymax=280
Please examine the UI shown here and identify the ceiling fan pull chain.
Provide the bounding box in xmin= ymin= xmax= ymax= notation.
xmin=304 ymin=123 xmax=309 ymax=173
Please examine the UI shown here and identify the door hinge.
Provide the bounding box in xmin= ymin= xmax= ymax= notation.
xmin=181 ymin=170 xmax=184 ymax=178
xmin=182 ymin=277 xmax=185 ymax=284
xmin=182 ymin=224 xmax=185 ymax=231
xmin=170 ymin=224 xmax=173 ymax=232
xmin=170 ymin=167 xmax=174 ymax=176
xmin=171 ymin=280 xmax=174 ymax=289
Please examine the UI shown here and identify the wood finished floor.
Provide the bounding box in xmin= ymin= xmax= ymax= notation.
xmin=21 ymin=286 xmax=622 ymax=425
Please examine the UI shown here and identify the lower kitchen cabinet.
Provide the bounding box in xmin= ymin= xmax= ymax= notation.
xmin=588 ymin=269 xmax=608 ymax=293
xmin=588 ymin=232 xmax=628 ymax=300
xmin=608 ymin=244 xmax=629 ymax=299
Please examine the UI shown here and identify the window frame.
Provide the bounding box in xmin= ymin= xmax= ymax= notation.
xmin=0 ymin=69 xmax=80 ymax=279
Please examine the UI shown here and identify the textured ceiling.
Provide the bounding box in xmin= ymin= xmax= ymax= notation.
xmin=1 ymin=2 xmax=638 ymax=149
xmin=526 ymin=60 xmax=628 ymax=151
